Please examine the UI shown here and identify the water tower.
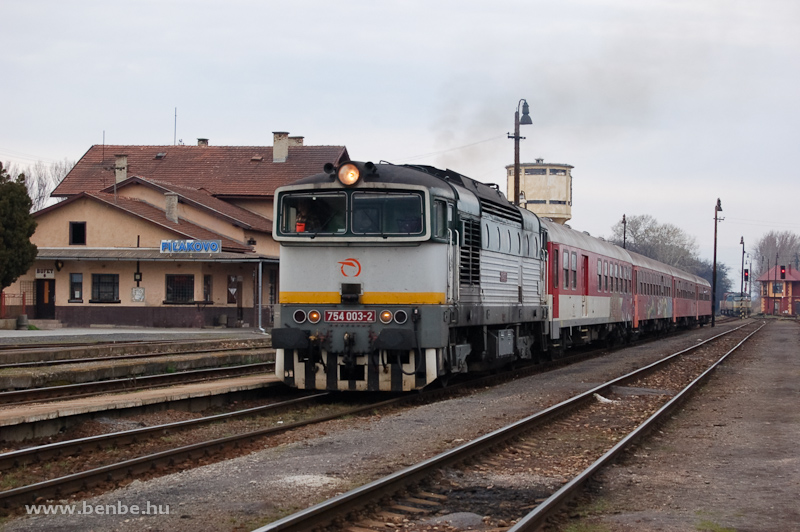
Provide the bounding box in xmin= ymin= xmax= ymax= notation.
xmin=506 ymin=159 xmax=573 ymax=224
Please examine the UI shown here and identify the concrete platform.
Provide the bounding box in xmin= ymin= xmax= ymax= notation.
xmin=0 ymin=373 xmax=282 ymax=441
xmin=0 ymin=325 xmax=268 ymax=344
xmin=0 ymin=346 xmax=275 ymax=389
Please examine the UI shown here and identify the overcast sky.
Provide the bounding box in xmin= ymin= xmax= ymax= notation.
xmin=2 ymin=0 xmax=799 ymax=274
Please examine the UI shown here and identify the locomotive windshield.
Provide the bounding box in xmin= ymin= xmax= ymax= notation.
xmin=352 ymin=192 xmax=423 ymax=235
xmin=281 ymin=192 xmax=347 ymax=234
xmin=279 ymin=190 xmax=424 ymax=237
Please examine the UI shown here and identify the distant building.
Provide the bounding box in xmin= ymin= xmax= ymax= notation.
xmin=757 ymin=264 xmax=800 ymax=316
xmin=506 ymin=159 xmax=574 ymax=224
xmin=5 ymin=133 xmax=348 ymax=329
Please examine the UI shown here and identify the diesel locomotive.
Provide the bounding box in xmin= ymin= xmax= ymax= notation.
xmin=271 ymin=160 xmax=711 ymax=392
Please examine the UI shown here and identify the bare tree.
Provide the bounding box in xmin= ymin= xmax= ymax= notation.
xmin=608 ymin=214 xmax=698 ymax=270
xmin=751 ymin=230 xmax=800 ymax=279
xmin=608 ymin=214 xmax=732 ymax=303
xmin=2 ymin=159 xmax=73 ymax=212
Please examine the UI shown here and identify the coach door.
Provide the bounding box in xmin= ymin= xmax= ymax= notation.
xmin=581 ymin=255 xmax=589 ymax=317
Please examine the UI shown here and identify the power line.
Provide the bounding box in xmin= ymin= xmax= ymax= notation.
xmin=0 ymin=147 xmax=62 ymax=165
xmin=724 ymin=217 xmax=800 ymax=230
xmin=392 ymin=134 xmax=506 ymax=163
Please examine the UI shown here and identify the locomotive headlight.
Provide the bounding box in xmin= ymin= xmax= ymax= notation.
xmin=308 ymin=310 xmax=321 ymax=324
xmin=393 ymin=310 xmax=408 ymax=324
xmin=338 ymin=163 xmax=360 ymax=186
xmin=293 ymin=310 xmax=307 ymax=323
xmin=379 ymin=310 xmax=393 ymax=324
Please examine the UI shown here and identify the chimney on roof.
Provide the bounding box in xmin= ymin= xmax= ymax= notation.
xmin=288 ymin=136 xmax=304 ymax=147
xmin=273 ymin=132 xmax=289 ymax=163
xmin=197 ymin=138 xmax=209 ymax=147
xmin=115 ymin=155 xmax=127 ymax=183
xmin=165 ymin=192 xmax=179 ymax=223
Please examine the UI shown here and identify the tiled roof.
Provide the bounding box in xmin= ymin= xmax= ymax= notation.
xmin=39 ymin=192 xmax=253 ymax=253
xmin=757 ymin=265 xmax=800 ymax=282
xmin=102 ymin=176 xmax=274 ymax=233
xmin=35 ymin=248 xmax=277 ymax=262
xmin=53 ymin=144 xmax=348 ymax=198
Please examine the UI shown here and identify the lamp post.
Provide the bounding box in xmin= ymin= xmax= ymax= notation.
xmin=712 ymin=198 xmax=722 ymax=327
xmin=774 ymin=252 xmax=779 ymax=315
xmin=740 ymin=237 xmax=745 ymax=296
xmin=509 ymin=99 xmax=532 ymax=206
xmin=622 ymin=214 xmax=627 ymax=249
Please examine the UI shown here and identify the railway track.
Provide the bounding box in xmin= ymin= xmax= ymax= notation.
xmin=250 ymin=321 xmax=763 ymax=532
xmin=0 ymin=342 xmax=271 ymax=370
xmin=0 ymin=322 xmax=752 ymax=517
xmin=0 ymin=339 xmax=621 ymax=513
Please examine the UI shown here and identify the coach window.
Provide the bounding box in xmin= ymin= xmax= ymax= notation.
xmin=553 ymin=250 xmax=559 ymax=288
xmin=597 ymin=259 xmax=602 ymax=291
xmin=604 ymin=261 xmax=609 ymax=291
xmin=571 ymin=252 xmax=577 ymax=289
xmin=563 ymin=250 xmax=569 ymax=289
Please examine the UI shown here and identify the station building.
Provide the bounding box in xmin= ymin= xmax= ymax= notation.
xmin=757 ymin=264 xmax=800 ymax=316
xmin=4 ymin=133 xmax=348 ymax=329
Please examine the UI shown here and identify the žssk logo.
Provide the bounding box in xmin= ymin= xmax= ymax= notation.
xmin=338 ymin=258 xmax=362 ymax=277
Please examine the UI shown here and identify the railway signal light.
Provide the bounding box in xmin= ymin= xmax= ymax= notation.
xmin=780 ymin=265 xmax=786 ymax=279
xmin=744 ymin=269 xmax=749 ymax=282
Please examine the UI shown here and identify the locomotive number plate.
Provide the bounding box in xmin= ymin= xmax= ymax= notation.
xmin=324 ymin=310 xmax=376 ymax=323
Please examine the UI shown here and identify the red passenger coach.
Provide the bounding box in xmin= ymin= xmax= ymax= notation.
xmin=543 ymin=220 xmax=635 ymax=349
xmin=542 ymin=219 xmax=711 ymax=352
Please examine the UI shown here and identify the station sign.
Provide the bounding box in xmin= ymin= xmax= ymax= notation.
xmin=35 ymin=268 xmax=55 ymax=279
xmin=160 ymin=239 xmax=222 ymax=253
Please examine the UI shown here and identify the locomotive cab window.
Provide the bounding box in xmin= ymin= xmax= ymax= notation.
xmin=282 ymin=193 xmax=347 ymax=234
xmin=353 ymin=191 xmax=423 ymax=235
xmin=432 ymin=199 xmax=450 ymax=240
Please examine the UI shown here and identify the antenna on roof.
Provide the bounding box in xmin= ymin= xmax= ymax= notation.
xmin=174 ymin=107 xmax=177 ymax=146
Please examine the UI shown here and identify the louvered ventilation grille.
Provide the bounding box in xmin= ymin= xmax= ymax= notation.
xmin=480 ymin=199 xmax=523 ymax=223
xmin=459 ymin=219 xmax=481 ymax=286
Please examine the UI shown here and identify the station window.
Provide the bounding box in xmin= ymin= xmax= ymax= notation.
xmin=203 ymin=275 xmax=213 ymax=302
xmin=166 ymin=274 xmax=195 ymax=303
xmin=69 ymin=273 xmax=83 ymax=302
xmin=69 ymin=222 xmax=86 ymax=245
xmin=91 ymin=274 xmax=119 ymax=303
